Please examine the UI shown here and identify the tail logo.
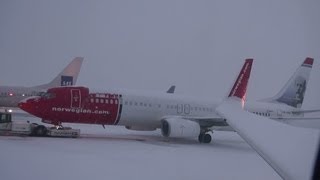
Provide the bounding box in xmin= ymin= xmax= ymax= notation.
xmin=275 ymin=58 xmax=313 ymax=108
xmin=61 ymin=76 xmax=73 ymax=86
xmin=277 ymin=76 xmax=306 ymax=108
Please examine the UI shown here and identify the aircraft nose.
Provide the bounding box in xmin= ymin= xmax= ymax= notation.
xmin=18 ymin=97 xmax=40 ymax=115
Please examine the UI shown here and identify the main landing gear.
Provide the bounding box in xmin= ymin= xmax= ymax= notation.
xmin=198 ymin=129 xmax=212 ymax=143
xmin=32 ymin=125 xmax=47 ymax=137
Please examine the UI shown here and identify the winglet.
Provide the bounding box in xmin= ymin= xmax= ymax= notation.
xmin=228 ymin=59 xmax=253 ymax=101
xmin=303 ymin=57 xmax=314 ymax=66
xmin=166 ymin=85 xmax=176 ymax=94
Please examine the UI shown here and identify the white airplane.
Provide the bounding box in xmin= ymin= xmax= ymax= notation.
xmin=216 ymin=78 xmax=320 ymax=180
xmin=19 ymin=59 xmax=253 ymax=143
xmin=244 ymin=58 xmax=320 ymax=120
xmin=0 ymin=57 xmax=83 ymax=112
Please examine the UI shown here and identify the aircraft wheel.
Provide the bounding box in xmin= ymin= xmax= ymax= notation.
xmin=198 ymin=133 xmax=212 ymax=143
xmin=203 ymin=134 xmax=212 ymax=143
xmin=32 ymin=125 xmax=47 ymax=137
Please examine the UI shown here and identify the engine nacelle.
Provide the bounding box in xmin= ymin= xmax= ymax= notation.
xmin=161 ymin=118 xmax=200 ymax=138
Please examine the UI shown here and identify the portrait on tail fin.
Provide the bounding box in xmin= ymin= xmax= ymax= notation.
xmin=277 ymin=76 xmax=306 ymax=108
xmin=262 ymin=57 xmax=313 ymax=108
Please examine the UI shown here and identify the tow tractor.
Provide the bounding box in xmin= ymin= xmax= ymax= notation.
xmin=0 ymin=112 xmax=80 ymax=138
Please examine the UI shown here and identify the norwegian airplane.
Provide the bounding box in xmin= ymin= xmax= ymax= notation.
xmin=18 ymin=59 xmax=253 ymax=143
xmin=245 ymin=58 xmax=320 ymax=125
xmin=217 ymin=81 xmax=320 ymax=180
xmin=0 ymin=57 xmax=83 ymax=112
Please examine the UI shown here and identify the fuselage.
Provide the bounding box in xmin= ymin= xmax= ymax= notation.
xmin=19 ymin=87 xmax=221 ymax=128
xmin=245 ymin=101 xmax=302 ymax=119
xmin=18 ymin=86 xmax=307 ymax=129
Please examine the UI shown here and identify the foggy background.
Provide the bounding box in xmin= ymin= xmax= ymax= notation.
xmin=1 ymin=0 xmax=319 ymax=101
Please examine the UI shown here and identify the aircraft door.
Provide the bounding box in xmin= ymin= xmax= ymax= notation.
xmin=277 ymin=110 xmax=283 ymax=118
xmin=71 ymin=89 xmax=81 ymax=108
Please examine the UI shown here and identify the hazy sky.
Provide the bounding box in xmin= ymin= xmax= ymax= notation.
xmin=1 ymin=0 xmax=319 ymax=100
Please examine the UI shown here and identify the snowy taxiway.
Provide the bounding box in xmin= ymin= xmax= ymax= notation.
xmin=0 ymin=116 xmax=281 ymax=180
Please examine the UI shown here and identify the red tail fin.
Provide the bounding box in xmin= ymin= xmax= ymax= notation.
xmin=228 ymin=59 xmax=253 ymax=100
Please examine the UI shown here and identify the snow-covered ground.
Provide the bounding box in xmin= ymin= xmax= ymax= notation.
xmin=0 ymin=116 xmax=281 ymax=180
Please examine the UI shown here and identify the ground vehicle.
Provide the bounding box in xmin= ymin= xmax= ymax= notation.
xmin=0 ymin=112 xmax=80 ymax=138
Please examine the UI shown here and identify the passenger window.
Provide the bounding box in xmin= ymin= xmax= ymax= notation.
xmin=96 ymin=99 xmax=99 ymax=103
xmin=115 ymin=100 xmax=118 ymax=104
xmin=110 ymin=99 xmax=114 ymax=104
xmin=100 ymin=99 xmax=104 ymax=103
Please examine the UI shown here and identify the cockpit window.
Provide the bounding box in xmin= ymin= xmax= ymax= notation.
xmin=36 ymin=92 xmax=46 ymax=96
xmin=40 ymin=92 xmax=56 ymax=99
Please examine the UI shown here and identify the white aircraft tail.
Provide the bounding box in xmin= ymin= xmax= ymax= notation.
xmin=301 ymin=58 xmax=320 ymax=110
xmin=262 ymin=57 xmax=314 ymax=108
xmin=34 ymin=57 xmax=84 ymax=89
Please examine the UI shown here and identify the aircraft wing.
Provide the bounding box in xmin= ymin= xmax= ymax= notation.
xmin=272 ymin=117 xmax=320 ymax=120
xmin=292 ymin=109 xmax=320 ymax=114
xmin=216 ymin=97 xmax=320 ymax=180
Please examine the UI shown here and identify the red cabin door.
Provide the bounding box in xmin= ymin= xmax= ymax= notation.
xmin=70 ymin=89 xmax=81 ymax=108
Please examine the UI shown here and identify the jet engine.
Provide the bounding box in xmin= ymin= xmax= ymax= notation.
xmin=161 ymin=118 xmax=200 ymax=138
